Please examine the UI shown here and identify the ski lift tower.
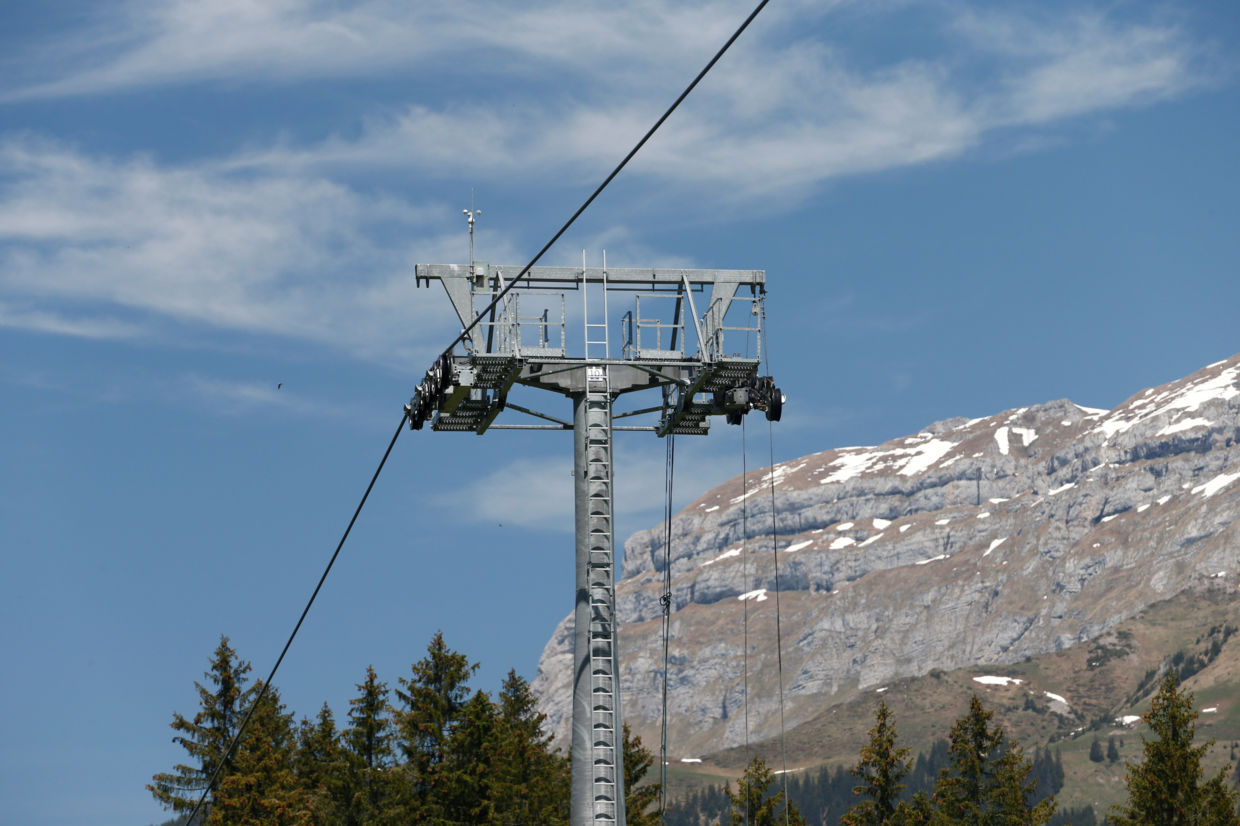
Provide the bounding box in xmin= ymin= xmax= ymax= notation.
xmin=408 ymin=245 xmax=781 ymax=826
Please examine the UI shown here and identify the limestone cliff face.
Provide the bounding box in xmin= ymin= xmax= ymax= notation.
xmin=532 ymin=355 xmax=1240 ymax=756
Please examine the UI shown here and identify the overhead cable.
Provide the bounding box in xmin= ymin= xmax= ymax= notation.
xmin=442 ymin=0 xmax=775 ymax=357
xmin=767 ymin=420 xmax=792 ymax=825
xmin=761 ymin=296 xmax=792 ymax=824
xmin=659 ymin=433 xmax=676 ymax=820
xmin=182 ymin=0 xmax=775 ymax=820
xmin=184 ymin=414 xmax=406 ymax=825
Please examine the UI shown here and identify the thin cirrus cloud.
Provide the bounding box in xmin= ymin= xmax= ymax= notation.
xmin=213 ymin=9 xmax=1206 ymax=202
xmin=954 ymin=10 xmax=1211 ymax=126
xmin=0 ymin=301 xmax=144 ymax=340
xmin=435 ymin=443 xmax=745 ymax=533
xmin=0 ymin=137 xmax=465 ymax=361
xmin=0 ymin=3 xmax=1216 ymax=356
xmin=0 ymin=0 xmax=767 ymax=103
xmin=182 ymin=373 xmax=372 ymax=420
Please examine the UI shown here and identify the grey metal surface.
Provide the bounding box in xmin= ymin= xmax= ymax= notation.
xmin=416 ymin=263 xmax=764 ymax=287
xmin=571 ymin=376 xmax=626 ymax=826
xmin=409 ymin=258 xmax=781 ymax=825
xmin=415 ymin=263 xmax=764 ymax=374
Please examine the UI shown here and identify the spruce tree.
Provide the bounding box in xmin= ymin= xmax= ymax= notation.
xmin=209 ymin=680 xmax=307 ymax=825
xmin=436 ymin=689 xmax=498 ymax=824
xmin=489 ymin=670 xmax=568 ymax=825
xmin=1090 ymin=739 xmax=1105 ymax=763
xmin=1110 ymin=672 xmax=1240 ymax=826
xmin=343 ymin=665 xmax=395 ymax=825
xmin=392 ymin=631 xmax=478 ymax=820
xmin=623 ymin=723 xmax=660 ymax=826
xmin=842 ymin=699 xmax=912 ymax=826
xmin=989 ymin=741 xmax=1055 ymax=825
xmin=149 ymin=636 xmax=258 ymax=820
xmin=1200 ymin=775 xmax=1240 ymax=826
xmin=726 ymin=756 xmax=806 ymax=826
xmin=934 ymin=695 xmax=1053 ymax=826
xmin=295 ymin=704 xmax=348 ymax=825
xmin=936 ymin=695 xmax=1006 ymax=824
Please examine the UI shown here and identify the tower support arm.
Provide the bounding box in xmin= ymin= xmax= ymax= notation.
xmin=417 ymin=263 xmax=763 ymax=289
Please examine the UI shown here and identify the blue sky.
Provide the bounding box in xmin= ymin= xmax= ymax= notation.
xmin=1 ymin=1 xmax=1237 ymax=823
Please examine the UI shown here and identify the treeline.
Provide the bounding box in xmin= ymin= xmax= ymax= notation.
xmin=667 ymin=741 xmax=1067 ymax=826
xmin=667 ymin=673 xmax=1239 ymax=826
xmin=149 ymin=632 xmax=658 ymax=825
xmin=666 ymin=698 xmax=1055 ymax=826
xmin=152 ymin=638 xmax=1239 ymax=825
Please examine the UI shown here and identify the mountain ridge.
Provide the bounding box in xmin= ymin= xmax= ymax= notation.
xmin=533 ymin=354 xmax=1240 ymax=758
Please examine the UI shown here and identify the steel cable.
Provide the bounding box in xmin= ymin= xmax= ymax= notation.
xmin=184 ymin=413 xmax=407 ymax=825
xmin=658 ymin=432 xmax=676 ymax=822
xmin=181 ymin=0 xmax=777 ymax=818
xmin=438 ymin=0 xmax=774 ymax=362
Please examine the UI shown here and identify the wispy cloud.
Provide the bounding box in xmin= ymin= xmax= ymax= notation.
xmin=0 ymin=134 xmax=681 ymax=357
xmin=0 ymin=302 xmax=144 ymax=339
xmin=207 ymin=6 xmax=1210 ymax=205
xmin=0 ymin=3 xmax=1220 ymax=353
xmin=0 ymin=137 xmax=467 ymax=362
xmin=184 ymin=372 xmax=334 ymax=415
xmin=182 ymin=373 xmax=373 ymax=420
xmin=185 ymin=374 xmax=293 ymax=410
xmin=435 ymin=439 xmax=744 ymax=532
xmin=0 ymin=0 xmax=767 ymax=103
xmin=955 ymin=9 xmax=1210 ymax=125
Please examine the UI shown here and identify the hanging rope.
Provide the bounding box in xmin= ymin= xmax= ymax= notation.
xmin=759 ymin=297 xmax=792 ymax=825
xmin=740 ymin=417 xmax=752 ymax=826
xmin=767 ymin=421 xmax=791 ymax=825
xmin=658 ymin=432 xmax=676 ymax=821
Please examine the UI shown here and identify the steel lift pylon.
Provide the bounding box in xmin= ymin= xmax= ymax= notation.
xmin=408 ymin=257 xmax=781 ymax=826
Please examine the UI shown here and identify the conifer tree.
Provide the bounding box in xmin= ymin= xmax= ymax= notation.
xmin=1200 ymin=775 xmax=1240 ymax=826
xmin=1110 ymin=672 xmax=1240 ymax=826
xmin=392 ymin=631 xmax=478 ymax=820
xmin=934 ymin=695 xmax=1053 ymax=826
xmin=1090 ymin=739 xmax=1105 ymax=763
xmin=436 ymin=689 xmax=498 ymax=824
xmin=149 ymin=636 xmax=258 ymax=820
xmin=343 ymin=665 xmax=395 ymax=825
xmin=842 ymin=699 xmax=912 ymax=826
xmin=726 ymin=756 xmax=806 ymax=826
xmin=209 ymin=680 xmax=307 ymax=826
xmin=989 ymin=741 xmax=1055 ymax=825
xmin=489 ymin=670 xmax=568 ymax=825
xmin=623 ymin=723 xmax=661 ymax=826
xmin=295 ymin=704 xmax=348 ymax=825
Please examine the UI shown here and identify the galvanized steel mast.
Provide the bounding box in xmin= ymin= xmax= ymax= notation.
xmin=409 ymin=252 xmax=781 ymax=826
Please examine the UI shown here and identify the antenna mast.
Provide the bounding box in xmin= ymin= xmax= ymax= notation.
xmin=464 ymin=193 xmax=481 ymax=274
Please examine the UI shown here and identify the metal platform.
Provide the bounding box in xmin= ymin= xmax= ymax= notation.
xmin=409 ymin=255 xmax=781 ymax=825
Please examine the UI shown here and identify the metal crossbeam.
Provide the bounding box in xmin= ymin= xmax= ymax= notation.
xmin=410 ymin=255 xmax=781 ymax=825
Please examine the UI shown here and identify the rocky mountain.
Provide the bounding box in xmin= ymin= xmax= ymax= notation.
xmin=532 ymin=354 xmax=1240 ymax=757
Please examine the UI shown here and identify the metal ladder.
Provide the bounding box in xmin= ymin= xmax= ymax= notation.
xmin=585 ymin=364 xmax=619 ymax=823
xmin=584 ymin=251 xmax=610 ymax=360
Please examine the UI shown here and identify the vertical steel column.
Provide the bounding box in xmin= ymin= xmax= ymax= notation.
xmin=571 ymin=369 xmax=626 ymax=826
